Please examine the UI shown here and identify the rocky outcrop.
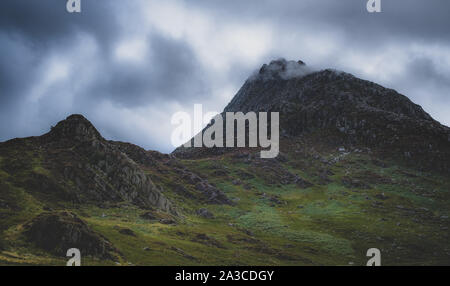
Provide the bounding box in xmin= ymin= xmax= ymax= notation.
xmin=1 ymin=114 xmax=233 ymax=214
xmin=44 ymin=114 xmax=103 ymax=144
xmin=24 ymin=211 xmax=118 ymax=259
xmin=171 ymin=162 xmax=233 ymax=205
xmin=22 ymin=115 xmax=177 ymax=214
xmin=110 ymin=141 xmax=165 ymax=167
xmin=196 ymin=208 xmax=214 ymax=219
xmin=110 ymin=141 xmax=232 ymax=206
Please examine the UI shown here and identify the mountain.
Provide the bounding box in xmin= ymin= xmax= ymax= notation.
xmin=0 ymin=59 xmax=449 ymax=265
xmin=175 ymin=59 xmax=450 ymax=173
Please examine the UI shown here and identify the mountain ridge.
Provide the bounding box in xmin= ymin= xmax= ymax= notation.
xmin=0 ymin=59 xmax=449 ymax=265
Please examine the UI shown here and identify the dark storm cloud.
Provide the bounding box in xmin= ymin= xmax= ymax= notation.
xmin=406 ymin=57 xmax=450 ymax=89
xmin=0 ymin=0 xmax=118 ymax=115
xmin=0 ymin=0 xmax=117 ymax=45
xmin=193 ymin=0 xmax=450 ymax=43
xmin=0 ymin=1 xmax=211 ymax=107
xmin=0 ymin=0 xmax=214 ymax=149
xmin=93 ymin=34 xmax=209 ymax=107
xmin=0 ymin=0 xmax=120 ymax=141
xmin=0 ymin=0 xmax=449 ymax=152
xmin=0 ymin=33 xmax=36 ymax=105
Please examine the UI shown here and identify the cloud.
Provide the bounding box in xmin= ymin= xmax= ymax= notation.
xmin=249 ymin=59 xmax=314 ymax=81
xmin=0 ymin=0 xmax=449 ymax=153
xmin=92 ymin=33 xmax=209 ymax=108
xmin=0 ymin=0 xmax=118 ymax=45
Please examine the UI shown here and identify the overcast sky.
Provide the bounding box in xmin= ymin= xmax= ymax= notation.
xmin=1 ymin=0 xmax=449 ymax=152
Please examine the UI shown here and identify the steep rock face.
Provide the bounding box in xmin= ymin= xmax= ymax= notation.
xmin=111 ymin=141 xmax=233 ymax=205
xmin=1 ymin=115 xmax=177 ymax=214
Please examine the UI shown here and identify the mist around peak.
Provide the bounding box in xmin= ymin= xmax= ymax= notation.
xmin=248 ymin=58 xmax=315 ymax=81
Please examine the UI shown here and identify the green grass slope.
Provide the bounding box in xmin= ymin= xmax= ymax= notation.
xmin=1 ymin=136 xmax=449 ymax=265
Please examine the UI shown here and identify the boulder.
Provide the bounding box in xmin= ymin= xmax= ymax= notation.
xmin=24 ymin=211 xmax=118 ymax=259
xmin=196 ymin=208 xmax=214 ymax=219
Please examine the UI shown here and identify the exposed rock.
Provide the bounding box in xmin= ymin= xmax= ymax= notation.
xmin=116 ymin=227 xmax=136 ymax=237
xmin=238 ymin=172 xmax=255 ymax=180
xmin=232 ymin=179 xmax=241 ymax=185
xmin=251 ymin=58 xmax=313 ymax=81
xmin=170 ymin=247 xmax=196 ymax=260
xmin=196 ymin=208 xmax=215 ymax=219
xmin=243 ymin=183 xmax=253 ymax=190
xmin=375 ymin=193 xmax=389 ymax=200
xmin=140 ymin=211 xmax=158 ymax=221
xmin=35 ymin=115 xmax=178 ymax=215
xmin=268 ymin=195 xmax=284 ymax=205
xmin=177 ymin=168 xmax=233 ymax=205
xmin=226 ymin=234 xmax=260 ymax=244
xmin=293 ymin=175 xmax=314 ymax=188
xmin=159 ymin=218 xmax=176 ymax=225
xmin=239 ymin=228 xmax=255 ymax=237
xmin=195 ymin=182 xmax=233 ymax=205
xmin=276 ymin=152 xmax=289 ymax=162
xmin=24 ymin=211 xmax=118 ymax=259
xmin=342 ymin=176 xmax=370 ymax=189
xmin=192 ymin=233 xmax=225 ymax=249
xmin=110 ymin=141 xmax=163 ymax=167
xmin=45 ymin=114 xmax=102 ymax=143
xmin=212 ymin=169 xmax=229 ymax=177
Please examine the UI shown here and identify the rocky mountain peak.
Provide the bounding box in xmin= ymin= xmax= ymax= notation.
xmin=226 ymin=61 xmax=433 ymax=124
xmin=224 ymin=61 xmax=439 ymax=133
xmin=180 ymin=59 xmax=450 ymax=172
xmin=47 ymin=114 xmax=103 ymax=142
xmin=249 ymin=58 xmax=312 ymax=82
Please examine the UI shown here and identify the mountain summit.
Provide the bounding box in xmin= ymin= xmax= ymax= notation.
xmin=247 ymin=58 xmax=311 ymax=81
xmin=176 ymin=59 xmax=450 ymax=173
xmin=45 ymin=114 xmax=103 ymax=143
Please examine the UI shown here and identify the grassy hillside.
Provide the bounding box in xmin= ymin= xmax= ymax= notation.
xmin=1 ymin=136 xmax=449 ymax=266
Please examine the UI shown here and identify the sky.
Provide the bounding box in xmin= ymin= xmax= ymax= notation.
xmin=1 ymin=0 xmax=449 ymax=153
